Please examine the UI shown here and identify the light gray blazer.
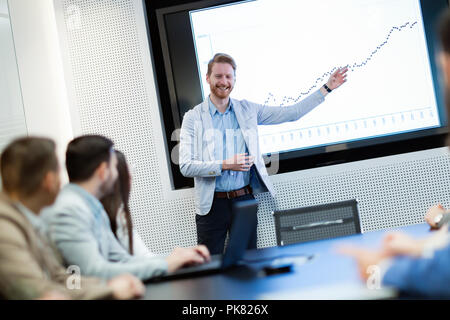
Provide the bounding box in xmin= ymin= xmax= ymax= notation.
xmin=179 ymin=89 xmax=325 ymax=215
xmin=41 ymin=184 xmax=168 ymax=281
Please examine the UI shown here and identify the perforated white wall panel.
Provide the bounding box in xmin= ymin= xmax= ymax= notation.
xmin=256 ymin=149 xmax=450 ymax=247
xmin=55 ymin=0 xmax=450 ymax=254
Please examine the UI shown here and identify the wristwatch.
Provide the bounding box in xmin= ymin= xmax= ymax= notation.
xmin=323 ymin=84 xmax=332 ymax=93
xmin=434 ymin=213 xmax=444 ymax=227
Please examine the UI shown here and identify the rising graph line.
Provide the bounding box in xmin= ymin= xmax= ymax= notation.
xmin=263 ymin=21 xmax=418 ymax=106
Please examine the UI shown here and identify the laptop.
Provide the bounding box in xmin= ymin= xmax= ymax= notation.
xmin=147 ymin=198 xmax=258 ymax=282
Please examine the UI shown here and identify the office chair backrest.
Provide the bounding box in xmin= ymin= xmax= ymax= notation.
xmin=274 ymin=199 xmax=361 ymax=246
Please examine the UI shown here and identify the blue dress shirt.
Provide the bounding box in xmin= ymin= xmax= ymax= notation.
xmin=16 ymin=202 xmax=45 ymax=234
xmin=179 ymin=89 xmax=325 ymax=215
xmin=208 ymin=96 xmax=250 ymax=192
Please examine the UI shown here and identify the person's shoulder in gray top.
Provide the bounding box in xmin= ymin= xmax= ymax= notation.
xmin=41 ymin=183 xmax=168 ymax=281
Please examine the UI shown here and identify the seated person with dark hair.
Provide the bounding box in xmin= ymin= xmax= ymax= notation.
xmin=42 ymin=135 xmax=210 ymax=281
xmin=0 ymin=137 xmax=145 ymax=300
xmin=101 ymin=150 xmax=155 ymax=257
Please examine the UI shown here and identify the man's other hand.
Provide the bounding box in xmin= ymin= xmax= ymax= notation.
xmin=222 ymin=153 xmax=255 ymax=172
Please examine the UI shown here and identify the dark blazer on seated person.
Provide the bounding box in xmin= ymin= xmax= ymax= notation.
xmin=0 ymin=192 xmax=113 ymax=300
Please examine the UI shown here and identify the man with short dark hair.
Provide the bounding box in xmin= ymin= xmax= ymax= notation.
xmin=180 ymin=53 xmax=348 ymax=254
xmin=42 ymin=135 xmax=210 ymax=281
xmin=0 ymin=137 xmax=145 ymax=300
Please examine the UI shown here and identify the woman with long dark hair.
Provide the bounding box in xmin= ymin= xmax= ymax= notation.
xmin=101 ymin=150 xmax=153 ymax=257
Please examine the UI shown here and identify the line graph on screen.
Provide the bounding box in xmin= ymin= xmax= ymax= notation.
xmin=190 ymin=0 xmax=440 ymax=154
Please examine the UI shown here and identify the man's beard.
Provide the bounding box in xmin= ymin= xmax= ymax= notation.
xmin=100 ymin=176 xmax=117 ymax=198
xmin=210 ymin=84 xmax=232 ymax=99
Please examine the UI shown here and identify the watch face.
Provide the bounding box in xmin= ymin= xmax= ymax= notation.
xmin=434 ymin=214 xmax=443 ymax=224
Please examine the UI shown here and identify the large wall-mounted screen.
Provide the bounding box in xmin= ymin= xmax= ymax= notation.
xmin=145 ymin=0 xmax=448 ymax=189
xmin=190 ymin=0 xmax=441 ymax=155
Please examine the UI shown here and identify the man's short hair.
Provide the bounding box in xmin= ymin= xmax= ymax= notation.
xmin=66 ymin=135 xmax=114 ymax=182
xmin=0 ymin=137 xmax=57 ymax=196
xmin=207 ymin=53 xmax=237 ymax=76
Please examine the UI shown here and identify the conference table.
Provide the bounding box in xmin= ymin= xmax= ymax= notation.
xmin=144 ymin=223 xmax=432 ymax=300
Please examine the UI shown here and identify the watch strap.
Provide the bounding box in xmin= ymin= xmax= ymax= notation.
xmin=323 ymin=84 xmax=332 ymax=93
